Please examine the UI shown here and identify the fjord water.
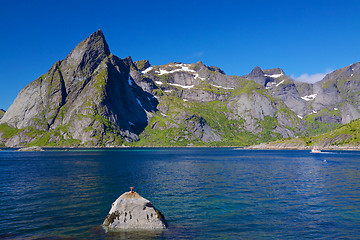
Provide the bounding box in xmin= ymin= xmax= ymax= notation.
xmin=1 ymin=148 xmax=359 ymax=239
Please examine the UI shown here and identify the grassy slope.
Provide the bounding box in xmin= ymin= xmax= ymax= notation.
xmin=128 ymin=79 xmax=288 ymax=147
xmin=303 ymin=108 xmax=342 ymax=136
xmin=129 ymin=96 xmax=260 ymax=147
xmin=261 ymin=118 xmax=360 ymax=149
xmin=307 ymin=118 xmax=360 ymax=147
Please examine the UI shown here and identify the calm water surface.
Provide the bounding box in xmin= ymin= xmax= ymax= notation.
xmin=0 ymin=148 xmax=359 ymax=239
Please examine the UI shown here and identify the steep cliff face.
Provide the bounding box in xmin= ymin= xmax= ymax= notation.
xmin=0 ymin=30 xmax=155 ymax=147
xmin=243 ymin=63 xmax=360 ymax=137
xmin=243 ymin=67 xmax=309 ymax=116
xmin=284 ymin=61 xmax=360 ymax=137
xmin=312 ymin=62 xmax=360 ymax=123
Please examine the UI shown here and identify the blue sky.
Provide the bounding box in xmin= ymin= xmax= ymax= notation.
xmin=1 ymin=0 xmax=360 ymax=110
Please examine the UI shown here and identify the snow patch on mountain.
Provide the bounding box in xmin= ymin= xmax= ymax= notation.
xmin=265 ymin=73 xmax=284 ymax=78
xmin=301 ymin=94 xmax=317 ymax=101
xmin=276 ymin=80 xmax=285 ymax=87
xmin=156 ymin=64 xmax=196 ymax=75
xmin=141 ymin=67 xmax=153 ymax=74
xmin=169 ymin=83 xmax=194 ymax=89
xmin=210 ymin=84 xmax=234 ymax=90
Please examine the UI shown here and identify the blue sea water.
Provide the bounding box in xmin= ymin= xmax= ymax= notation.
xmin=0 ymin=148 xmax=359 ymax=239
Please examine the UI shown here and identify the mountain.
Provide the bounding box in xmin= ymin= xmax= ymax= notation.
xmin=308 ymin=118 xmax=360 ymax=149
xmin=245 ymin=63 xmax=360 ymax=137
xmin=250 ymin=118 xmax=360 ymax=150
xmin=312 ymin=62 xmax=360 ymax=123
xmin=0 ymin=30 xmax=360 ymax=147
xmin=244 ymin=67 xmax=308 ymax=117
xmin=129 ymin=62 xmax=303 ymax=146
xmin=0 ymin=30 xmax=156 ymax=147
xmin=293 ymin=62 xmax=360 ymax=137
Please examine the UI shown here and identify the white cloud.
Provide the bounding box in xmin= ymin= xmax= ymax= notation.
xmin=186 ymin=51 xmax=204 ymax=59
xmin=294 ymin=69 xmax=332 ymax=83
xmin=192 ymin=51 xmax=204 ymax=57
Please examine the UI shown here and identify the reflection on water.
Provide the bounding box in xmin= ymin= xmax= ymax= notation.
xmin=103 ymin=228 xmax=165 ymax=240
xmin=0 ymin=149 xmax=360 ymax=239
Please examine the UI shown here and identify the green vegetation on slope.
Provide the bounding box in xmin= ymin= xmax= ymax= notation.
xmin=0 ymin=124 xmax=21 ymax=140
xmin=303 ymin=108 xmax=341 ymax=136
xmin=257 ymin=116 xmax=282 ymax=143
xmin=134 ymin=60 xmax=149 ymax=71
xmin=129 ymin=114 xmax=203 ymax=147
xmin=129 ymin=92 xmax=284 ymax=147
xmin=264 ymin=117 xmax=360 ymax=149
xmin=186 ymin=99 xmax=255 ymax=146
xmin=306 ymin=118 xmax=360 ymax=147
xmin=0 ymin=123 xmax=83 ymax=147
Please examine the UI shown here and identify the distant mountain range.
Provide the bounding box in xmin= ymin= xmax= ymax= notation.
xmin=1 ymin=30 xmax=359 ymax=148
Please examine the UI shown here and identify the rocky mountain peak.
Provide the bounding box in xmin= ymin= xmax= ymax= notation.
xmin=65 ymin=29 xmax=110 ymax=62
xmin=122 ymin=56 xmax=135 ymax=67
xmin=0 ymin=30 xmax=154 ymax=146
xmin=320 ymin=61 xmax=360 ymax=84
xmin=208 ymin=66 xmax=225 ymax=74
xmin=242 ymin=66 xmax=269 ymax=86
xmin=134 ymin=60 xmax=151 ymax=71
xmin=60 ymin=29 xmax=110 ymax=83
xmin=249 ymin=66 xmax=264 ymax=77
xmin=263 ymin=68 xmax=285 ymax=76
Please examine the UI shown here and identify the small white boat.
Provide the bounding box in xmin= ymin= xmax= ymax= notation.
xmin=311 ymin=147 xmax=321 ymax=153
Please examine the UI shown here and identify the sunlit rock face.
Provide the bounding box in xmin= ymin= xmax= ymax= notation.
xmin=103 ymin=189 xmax=167 ymax=230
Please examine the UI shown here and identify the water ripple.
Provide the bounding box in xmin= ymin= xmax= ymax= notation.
xmin=1 ymin=149 xmax=360 ymax=239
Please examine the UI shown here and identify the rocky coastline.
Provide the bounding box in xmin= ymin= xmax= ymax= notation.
xmin=1 ymin=143 xmax=359 ymax=151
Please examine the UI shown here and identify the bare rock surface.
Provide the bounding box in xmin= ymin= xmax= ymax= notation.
xmin=103 ymin=189 xmax=166 ymax=230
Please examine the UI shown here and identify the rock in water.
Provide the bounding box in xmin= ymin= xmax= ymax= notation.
xmin=103 ymin=188 xmax=167 ymax=229
xmin=16 ymin=146 xmax=44 ymax=151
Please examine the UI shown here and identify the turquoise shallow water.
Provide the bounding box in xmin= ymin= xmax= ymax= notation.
xmin=0 ymin=148 xmax=359 ymax=239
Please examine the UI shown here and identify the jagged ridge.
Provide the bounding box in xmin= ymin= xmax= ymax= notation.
xmin=1 ymin=30 xmax=360 ymax=147
xmin=0 ymin=30 xmax=156 ymax=147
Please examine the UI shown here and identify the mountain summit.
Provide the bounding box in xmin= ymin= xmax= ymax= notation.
xmin=61 ymin=29 xmax=111 ymax=89
xmin=0 ymin=30 xmax=156 ymax=146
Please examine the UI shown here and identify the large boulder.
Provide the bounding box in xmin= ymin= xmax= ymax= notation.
xmin=103 ymin=188 xmax=167 ymax=230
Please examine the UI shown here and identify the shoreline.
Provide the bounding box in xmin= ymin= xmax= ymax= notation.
xmin=244 ymin=146 xmax=360 ymax=151
xmin=1 ymin=145 xmax=360 ymax=151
